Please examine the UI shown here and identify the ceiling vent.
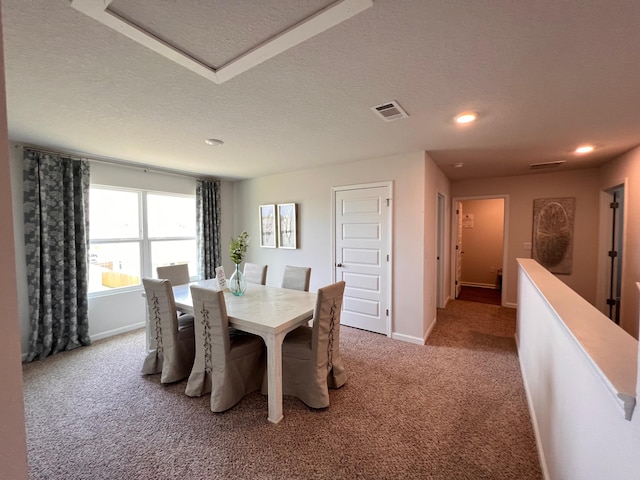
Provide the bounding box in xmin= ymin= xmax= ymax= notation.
xmin=371 ymin=101 xmax=409 ymax=122
xmin=529 ymin=160 xmax=566 ymax=170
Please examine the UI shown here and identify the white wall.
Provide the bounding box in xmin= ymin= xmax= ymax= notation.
xmin=0 ymin=5 xmax=29 ymax=475
xmin=10 ymin=147 xmax=235 ymax=353
xmin=451 ymin=169 xmax=600 ymax=308
xmin=598 ymin=148 xmax=640 ymax=339
xmin=517 ymin=259 xmax=640 ymax=480
xmin=424 ymin=153 xmax=451 ymax=336
xmin=232 ymin=151 xmax=450 ymax=343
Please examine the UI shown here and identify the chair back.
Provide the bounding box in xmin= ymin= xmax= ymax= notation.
xmin=142 ymin=278 xmax=195 ymax=382
xmin=191 ymin=285 xmax=231 ymax=359
xmin=187 ymin=285 xmax=265 ymax=410
xmin=157 ymin=263 xmax=190 ymax=286
xmin=311 ymin=281 xmax=346 ymax=382
xmin=281 ymin=265 xmax=311 ymax=291
xmin=143 ymin=278 xmax=181 ymax=345
xmin=243 ymin=262 xmax=268 ymax=285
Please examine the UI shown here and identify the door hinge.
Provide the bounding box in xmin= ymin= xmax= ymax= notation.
xmin=606 ymin=298 xmax=618 ymax=306
xmin=386 ymin=309 xmax=389 ymax=316
xmin=456 ymin=209 xmax=459 ymax=214
xmin=610 ymin=201 xmax=619 ymax=210
xmin=455 ymin=245 xmax=459 ymax=250
xmin=386 ymin=198 xmax=390 ymax=207
xmin=386 ymin=254 xmax=389 ymax=262
xmin=608 ymin=250 xmax=618 ymax=258
xmin=455 ymin=280 xmax=458 ymax=285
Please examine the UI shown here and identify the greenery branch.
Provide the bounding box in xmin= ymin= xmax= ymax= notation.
xmin=229 ymin=231 xmax=249 ymax=264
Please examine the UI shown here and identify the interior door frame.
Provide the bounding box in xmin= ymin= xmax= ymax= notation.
xmin=596 ymin=180 xmax=627 ymax=317
xmin=451 ymin=194 xmax=510 ymax=307
xmin=331 ymin=181 xmax=393 ymax=337
xmin=436 ymin=193 xmax=446 ymax=309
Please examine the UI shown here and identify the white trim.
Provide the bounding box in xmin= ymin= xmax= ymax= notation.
xmin=90 ymin=323 xmax=145 ymax=342
xmin=332 ymin=181 xmax=393 ymax=337
xmin=20 ymin=323 xmax=146 ymax=361
xmin=71 ymin=0 xmax=373 ymax=84
xmin=423 ymin=317 xmax=437 ymax=344
xmin=436 ymin=193 xmax=446 ymax=308
xmin=391 ymin=332 xmax=425 ymax=345
xmin=460 ymin=281 xmax=499 ymax=289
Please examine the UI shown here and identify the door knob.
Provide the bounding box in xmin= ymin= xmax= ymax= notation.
xmin=336 ymin=263 xmax=343 ymax=267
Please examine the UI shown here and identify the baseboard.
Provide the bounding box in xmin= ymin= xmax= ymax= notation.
xmin=21 ymin=322 xmax=145 ymax=361
xmin=90 ymin=322 xmax=145 ymax=342
xmin=460 ymin=281 xmax=499 ymax=289
xmin=515 ymin=335 xmax=551 ymax=480
xmin=505 ymin=301 xmax=517 ymax=309
xmin=391 ymin=332 xmax=425 ymax=345
xmin=423 ymin=317 xmax=437 ymax=344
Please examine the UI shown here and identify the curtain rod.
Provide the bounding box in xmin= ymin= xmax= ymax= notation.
xmin=15 ymin=143 xmax=219 ymax=181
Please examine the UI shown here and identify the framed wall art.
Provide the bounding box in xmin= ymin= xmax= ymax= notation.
xmin=277 ymin=203 xmax=297 ymax=249
xmin=532 ymin=197 xmax=575 ymax=274
xmin=259 ymin=204 xmax=276 ymax=248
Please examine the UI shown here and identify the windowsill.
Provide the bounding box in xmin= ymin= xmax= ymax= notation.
xmin=89 ymin=285 xmax=144 ymax=299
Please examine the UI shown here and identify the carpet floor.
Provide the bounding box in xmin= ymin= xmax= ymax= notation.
xmin=22 ymin=300 xmax=542 ymax=480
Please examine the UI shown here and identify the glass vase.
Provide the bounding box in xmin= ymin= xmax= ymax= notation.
xmin=229 ymin=263 xmax=247 ymax=296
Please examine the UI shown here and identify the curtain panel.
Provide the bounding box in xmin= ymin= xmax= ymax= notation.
xmin=23 ymin=148 xmax=91 ymax=361
xmin=196 ymin=179 xmax=221 ymax=280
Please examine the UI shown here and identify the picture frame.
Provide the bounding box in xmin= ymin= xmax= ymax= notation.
xmin=532 ymin=197 xmax=575 ymax=274
xmin=259 ymin=204 xmax=276 ymax=248
xmin=277 ymin=203 xmax=297 ymax=249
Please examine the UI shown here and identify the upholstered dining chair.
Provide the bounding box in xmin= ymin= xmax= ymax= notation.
xmin=157 ymin=264 xmax=191 ymax=316
xmin=263 ymin=281 xmax=347 ymax=409
xmin=243 ymin=262 xmax=268 ymax=285
xmin=185 ymin=285 xmax=266 ymax=412
xmin=157 ymin=264 xmax=190 ymax=286
xmin=281 ymin=265 xmax=311 ymax=292
xmin=141 ymin=278 xmax=195 ymax=384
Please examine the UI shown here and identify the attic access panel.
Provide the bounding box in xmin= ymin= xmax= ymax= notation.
xmin=71 ymin=0 xmax=373 ymax=84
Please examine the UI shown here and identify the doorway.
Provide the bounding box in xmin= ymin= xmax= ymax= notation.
xmin=452 ymin=196 xmax=508 ymax=306
xmin=598 ymin=185 xmax=625 ymax=323
xmin=333 ymin=182 xmax=391 ymax=335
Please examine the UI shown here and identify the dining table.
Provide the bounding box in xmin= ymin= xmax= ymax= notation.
xmin=172 ymin=278 xmax=317 ymax=424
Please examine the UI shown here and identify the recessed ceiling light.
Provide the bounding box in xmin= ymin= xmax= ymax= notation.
xmin=205 ymin=138 xmax=224 ymax=146
xmin=454 ymin=112 xmax=477 ymax=124
xmin=575 ymin=145 xmax=595 ymax=154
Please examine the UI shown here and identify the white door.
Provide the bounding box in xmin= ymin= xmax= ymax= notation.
xmin=455 ymin=201 xmax=463 ymax=298
xmin=334 ymin=185 xmax=390 ymax=335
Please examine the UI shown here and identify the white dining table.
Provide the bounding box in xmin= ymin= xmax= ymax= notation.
xmin=172 ymin=278 xmax=317 ymax=423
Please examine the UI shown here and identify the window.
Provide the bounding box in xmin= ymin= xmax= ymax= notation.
xmin=89 ymin=186 xmax=196 ymax=294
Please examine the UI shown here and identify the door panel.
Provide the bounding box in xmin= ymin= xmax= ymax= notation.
xmin=335 ymin=185 xmax=389 ymax=334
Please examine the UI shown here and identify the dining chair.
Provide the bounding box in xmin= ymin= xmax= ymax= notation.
xmin=263 ymin=281 xmax=347 ymax=409
xmin=141 ymin=278 xmax=195 ymax=384
xmin=185 ymin=285 xmax=266 ymax=412
xmin=243 ymin=262 xmax=268 ymax=285
xmin=157 ymin=264 xmax=191 ymax=316
xmin=156 ymin=264 xmax=190 ymax=286
xmin=281 ymin=265 xmax=311 ymax=292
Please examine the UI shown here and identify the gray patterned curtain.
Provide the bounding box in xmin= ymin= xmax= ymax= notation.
xmin=196 ymin=179 xmax=221 ymax=280
xmin=23 ymin=148 xmax=91 ymax=361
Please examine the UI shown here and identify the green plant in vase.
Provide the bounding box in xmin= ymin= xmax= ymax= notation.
xmin=229 ymin=231 xmax=249 ymax=296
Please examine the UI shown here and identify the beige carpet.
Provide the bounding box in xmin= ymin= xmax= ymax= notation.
xmin=22 ymin=300 xmax=542 ymax=480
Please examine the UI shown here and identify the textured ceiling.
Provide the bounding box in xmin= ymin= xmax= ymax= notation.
xmin=3 ymin=0 xmax=640 ymax=181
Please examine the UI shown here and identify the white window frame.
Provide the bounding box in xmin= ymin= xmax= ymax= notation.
xmin=88 ymin=185 xmax=196 ymax=298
